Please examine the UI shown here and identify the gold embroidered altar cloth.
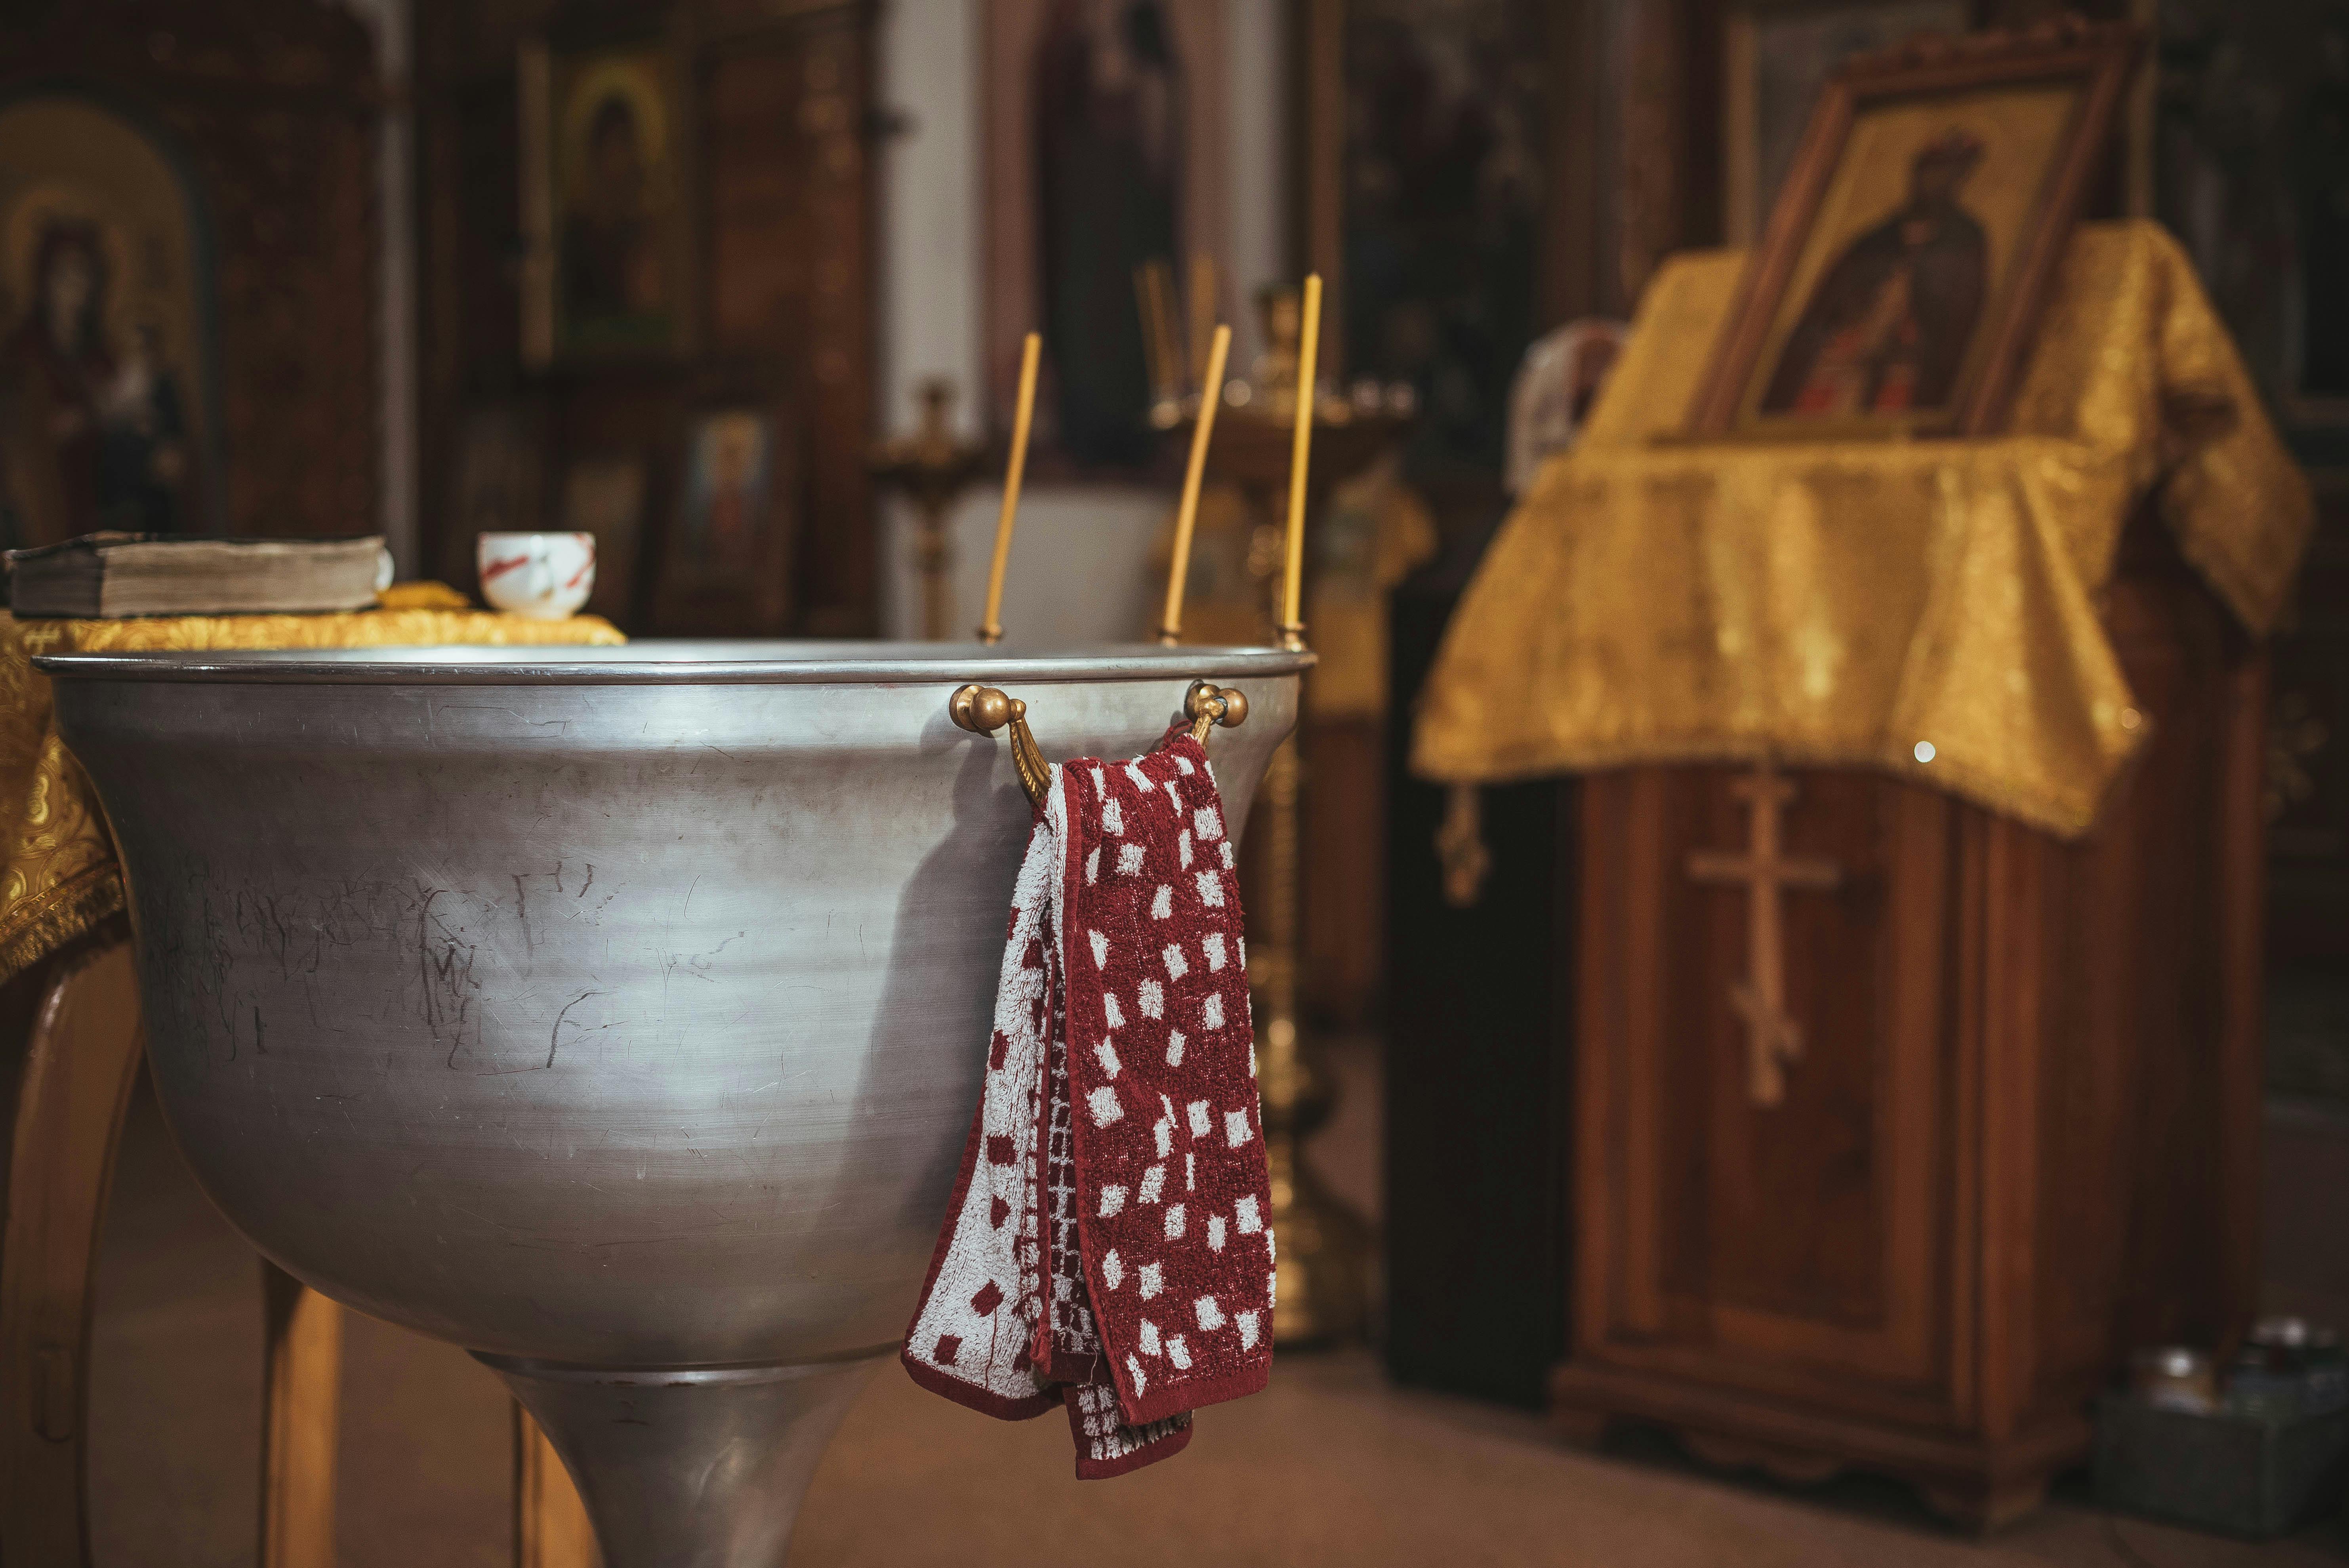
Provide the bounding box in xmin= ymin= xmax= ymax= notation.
xmin=0 ymin=606 xmax=624 ymax=982
xmin=1411 ymin=221 xmax=2311 ymax=837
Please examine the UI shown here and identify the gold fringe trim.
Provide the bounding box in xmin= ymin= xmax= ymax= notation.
xmin=0 ymin=864 xmax=125 ymax=985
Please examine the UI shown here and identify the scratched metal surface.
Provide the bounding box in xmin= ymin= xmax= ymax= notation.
xmin=49 ymin=643 xmax=1304 ymax=1368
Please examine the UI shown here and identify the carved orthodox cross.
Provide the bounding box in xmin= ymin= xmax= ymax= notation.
xmin=1685 ymin=757 xmax=1841 ymax=1107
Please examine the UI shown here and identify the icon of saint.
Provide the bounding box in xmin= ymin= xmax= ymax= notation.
xmin=686 ymin=414 xmax=767 ymax=570
xmin=1762 ymin=128 xmax=1989 ymax=417
xmin=1036 ymin=0 xmax=1182 ymax=467
xmin=563 ymin=93 xmax=665 ymax=335
xmin=1 ymin=217 xmax=194 ymax=544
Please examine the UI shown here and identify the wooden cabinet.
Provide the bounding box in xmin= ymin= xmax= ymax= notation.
xmin=1556 ymin=523 xmax=2268 ymax=1526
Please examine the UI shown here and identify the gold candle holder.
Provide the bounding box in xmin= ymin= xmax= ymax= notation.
xmin=1163 ymin=275 xmax=1405 ymax=1347
xmin=868 ymin=381 xmax=987 ymax=640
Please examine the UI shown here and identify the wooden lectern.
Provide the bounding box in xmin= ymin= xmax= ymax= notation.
xmin=1411 ymin=223 xmax=2311 ymax=1525
xmin=1558 ymin=518 xmax=2265 ymax=1526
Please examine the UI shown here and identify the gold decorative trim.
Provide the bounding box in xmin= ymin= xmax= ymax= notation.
xmin=0 ymin=865 xmax=124 ymax=986
xmin=1412 ymin=225 xmax=2308 ymax=840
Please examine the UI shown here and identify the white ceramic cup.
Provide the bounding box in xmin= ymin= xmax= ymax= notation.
xmin=478 ymin=532 xmax=596 ymax=621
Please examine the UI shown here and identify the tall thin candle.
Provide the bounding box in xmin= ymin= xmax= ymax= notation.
xmin=978 ymin=332 xmax=1041 ymax=645
xmin=1159 ymin=323 xmax=1232 ymax=645
xmin=1278 ymin=273 xmax=1322 ymax=651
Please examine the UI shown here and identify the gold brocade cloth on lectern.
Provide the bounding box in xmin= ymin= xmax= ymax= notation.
xmin=1412 ymin=221 xmax=2312 ymax=838
xmin=0 ymin=606 xmax=625 ymax=983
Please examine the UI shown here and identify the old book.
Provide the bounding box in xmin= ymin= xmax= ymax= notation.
xmin=4 ymin=533 xmax=389 ymax=618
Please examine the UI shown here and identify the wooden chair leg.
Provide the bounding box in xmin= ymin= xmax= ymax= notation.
xmin=0 ymin=934 xmax=144 ymax=1568
xmin=260 ymin=1265 xmax=343 ymax=1568
xmin=0 ymin=923 xmax=589 ymax=1567
xmin=513 ymin=1403 xmax=598 ymax=1568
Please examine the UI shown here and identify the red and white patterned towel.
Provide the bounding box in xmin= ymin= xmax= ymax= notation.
xmin=901 ymin=727 xmax=1275 ymax=1476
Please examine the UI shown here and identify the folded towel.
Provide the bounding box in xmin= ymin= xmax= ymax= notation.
xmin=902 ymin=727 xmax=1275 ymax=1476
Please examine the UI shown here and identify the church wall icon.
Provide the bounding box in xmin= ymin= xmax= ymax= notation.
xmin=519 ymin=25 xmax=696 ymax=368
xmin=0 ymin=90 xmax=220 ymax=549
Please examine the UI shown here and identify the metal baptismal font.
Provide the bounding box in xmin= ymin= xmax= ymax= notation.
xmin=40 ymin=641 xmax=1305 ymax=1568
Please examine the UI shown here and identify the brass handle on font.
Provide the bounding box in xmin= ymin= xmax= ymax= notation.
xmin=950 ymin=684 xmax=1052 ymax=805
xmin=951 ymin=679 xmax=1251 ymax=806
xmin=1183 ymin=680 xmax=1249 ymax=744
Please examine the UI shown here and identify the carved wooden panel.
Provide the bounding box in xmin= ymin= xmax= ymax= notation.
xmin=1584 ymin=764 xmax=1955 ymax=1419
xmin=1562 ymin=518 xmax=2264 ymax=1524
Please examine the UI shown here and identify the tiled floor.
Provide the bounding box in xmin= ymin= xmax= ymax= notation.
xmin=81 ymin=1050 xmax=2349 ymax=1566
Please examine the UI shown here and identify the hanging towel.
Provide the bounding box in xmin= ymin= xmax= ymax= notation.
xmin=902 ymin=728 xmax=1275 ymax=1476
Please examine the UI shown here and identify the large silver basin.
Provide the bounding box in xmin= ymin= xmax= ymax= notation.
xmin=41 ymin=640 xmax=1308 ymax=1567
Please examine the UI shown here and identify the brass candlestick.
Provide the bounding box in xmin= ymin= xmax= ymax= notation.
xmin=869 ymin=380 xmax=987 ymax=640
xmin=1253 ymin=726 xmax=1365 ymax=1346
xmin=1170 ymin=284 xmax=1408 ymax=1347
